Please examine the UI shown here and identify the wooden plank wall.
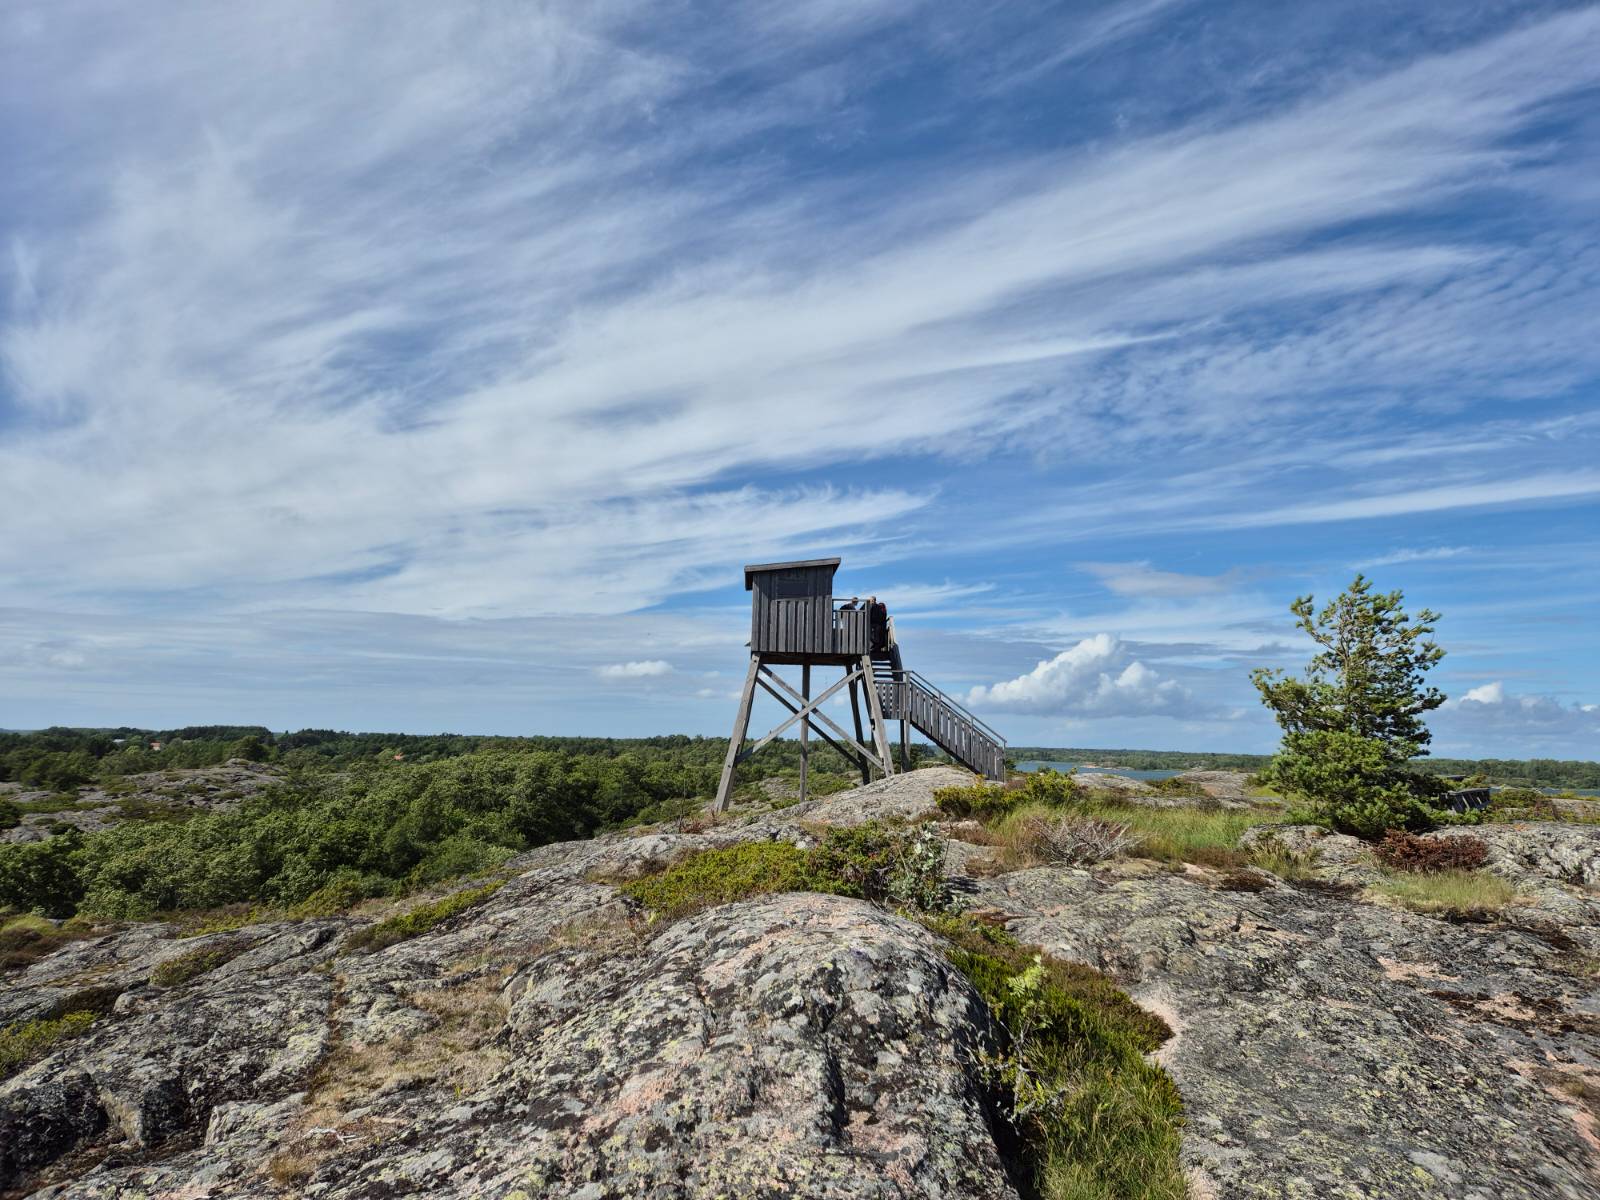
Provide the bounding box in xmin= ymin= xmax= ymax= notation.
xmin=751 ymin=565 xmax=844 ymax=655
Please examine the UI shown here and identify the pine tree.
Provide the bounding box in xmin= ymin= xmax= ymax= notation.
xmin=1252 ymin=575 xmax=1447 ymax=837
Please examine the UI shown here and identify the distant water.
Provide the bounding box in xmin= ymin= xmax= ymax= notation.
xmin=1015 ymin=760 xmax=1183 ymax=782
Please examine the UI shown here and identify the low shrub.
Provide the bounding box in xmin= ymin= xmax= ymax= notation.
xmin=289 ymin=870 xmax=397 ymax=918
xmin=150 ymin=940 xmax=251 ymax=987
xmin=0 ymin=798 xmax=19 ymax=828
xmin=0 ymin=834 xmax=85 ymax=918
xmin=807 ymin=823 xmax=955 ymax=912
xmin=15 ymin=793 xmax=85 ymax=815
xmin=174 ymin=904 xmax=278 ymax=939
xmin=1366 ymin=869 xmax=1516 ymax=917
xmin=1014 ymin=814 xmax=1138 ymax=867
xmin=935 ymin=782 xmax=1020 ymax=820
xmin=1373 ymin=830 xmax=1488 ymax=874
xmin=343 ymin=880 xmax=505 ymax=954
xmin=0 ymin=1010 xmax=96 ymax=1080
xmin=619 ymin=842 xmax=813 ymax=921
xmin=1015 ymin=769 xmax=1084 ymax=808
xmin=0 ymin=912 xmax=98 ymax=971
xmin=924 ymin=916 xmax=1184 ymax=1200
xmin=1487 ymin=787 xmax=1571 ymax=824
xmin=621 ymin=823 xmax=956 ymax=920
xmin=1145 ymin=777 xmax=1206 ymax=799
xmin=939 ymin=770 xmax=1086 ymax=823
xmin=1493 ymin=787 xmax=1548 ymax=807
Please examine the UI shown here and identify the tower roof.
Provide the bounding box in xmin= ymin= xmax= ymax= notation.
xmin=743 ymin=557 xmax=841 ymax=590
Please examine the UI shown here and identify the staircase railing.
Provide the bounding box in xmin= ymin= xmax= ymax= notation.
xmin=874 ymin=666 xmax=1007 ymax=780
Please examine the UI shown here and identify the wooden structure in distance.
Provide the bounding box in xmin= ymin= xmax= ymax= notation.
xmin=713 ymin=557 xmax=1007 ymax=812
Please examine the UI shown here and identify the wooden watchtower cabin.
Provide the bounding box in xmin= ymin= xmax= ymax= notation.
xmin=714 ymin=557 xmax=1007 ymax=811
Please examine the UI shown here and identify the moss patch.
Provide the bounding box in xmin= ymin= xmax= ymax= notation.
xmin=0 ymin=1010 xmax=96 ymax=1079
xmin=150 ymin=940 xmax=252 ymax=987
xmin=342 ymin=880 xmax=505 ymax=954
xmin=923 ymin=915 xmax=1184 ymax=1200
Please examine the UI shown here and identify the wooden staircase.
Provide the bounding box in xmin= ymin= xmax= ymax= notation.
xmin=871 ymin=647 xmax=1007 ymax=781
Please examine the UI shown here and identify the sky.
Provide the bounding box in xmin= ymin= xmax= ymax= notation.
xmin=3 ymin=1 xmax=1599 ymax=758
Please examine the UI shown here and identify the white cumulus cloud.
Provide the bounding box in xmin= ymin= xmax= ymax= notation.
xmin=1441 ymin=680 xmax=1600 ymax=752
xmin=965 ymin=633 xmax=1193 ymax=717
xmin=1459 ymin=681 xmax=1504 ymax=705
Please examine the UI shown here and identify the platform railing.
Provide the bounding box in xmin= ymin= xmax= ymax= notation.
xmin=829 ymin=602 xmax=871 ymax=655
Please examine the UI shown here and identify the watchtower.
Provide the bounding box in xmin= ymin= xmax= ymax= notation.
xmin=713 ymin=556 xmax=1007 ymax=811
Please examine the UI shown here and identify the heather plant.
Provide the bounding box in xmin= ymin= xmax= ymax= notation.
xmin=1372 ymin=830 xmax=1489 ymax=874
xmin=342 ymin=880 xmax=505 ymax=954
xmin=621 ymin=821 xmax=956 ymax=919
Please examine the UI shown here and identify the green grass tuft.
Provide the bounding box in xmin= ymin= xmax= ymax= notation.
xmin=1097 ymin=803 xmax=1276 ymax=866
xmin=1365 ymin=869 xmax=1517 ymax=916
xmin=922 ymin=915 xmax=1185 ymax=1200
xmin=342 ymin=880 xmax=505 ymax=954
xmin=975 ymin=800 xmax=1277 ymax=871
xmin=1244 ymin=833 xmax=1323 ymax=882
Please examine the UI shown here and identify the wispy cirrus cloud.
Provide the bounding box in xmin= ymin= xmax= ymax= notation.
xmin=599 ymin=660 xmax=674 ymax=680
xmin=2 ymin=3 xmax=1599 ymax=747
xmin=1080 ymin=562 xmax=1242 ymax=599
xmin=1354 ymin=547 xmax=1474 ymax=569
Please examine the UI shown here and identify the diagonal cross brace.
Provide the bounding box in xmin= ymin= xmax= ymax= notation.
xmin=734 ymin=665 xmax=862 ymax=764
xmin=752 ymin=666 xmax=889 ymax=774
xmin=752 ymin=674 xmax=887 ymax=776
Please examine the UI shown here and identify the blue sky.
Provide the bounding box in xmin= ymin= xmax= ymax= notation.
xmin=3 ymin=1 xmax=1599 ymax=757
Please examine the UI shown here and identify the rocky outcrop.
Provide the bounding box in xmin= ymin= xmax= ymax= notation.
xmin=1 ymin=762 xmax=281 ymax=845
xmin=1174 ymin=770 xmax=1259 ymax=805
xmin=3 ymin=769 xmax=1599 ymax=1199
xmin=976 ymin=859 xmax=1599 ymax=1199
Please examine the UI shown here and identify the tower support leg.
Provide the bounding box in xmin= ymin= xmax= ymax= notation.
xmin=848 ymin=674 xmax=870 ymax=784
xmin=799 ymin=664 xmax=810 ymax=804
xmin=714 ymin=656 xmax=761 ymax=812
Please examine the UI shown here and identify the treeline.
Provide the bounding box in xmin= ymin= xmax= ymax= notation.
xmin=1407 ymin=758 xmax=1600 ymax=789
xmin=0 ymin=727 xmax=275 ymax=790
xmin=1 ymin=725 xmax=943 ymax=796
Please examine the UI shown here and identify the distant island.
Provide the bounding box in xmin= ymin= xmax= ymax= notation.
xmin=1009 ymin=745 xmax=1600 ymax=790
